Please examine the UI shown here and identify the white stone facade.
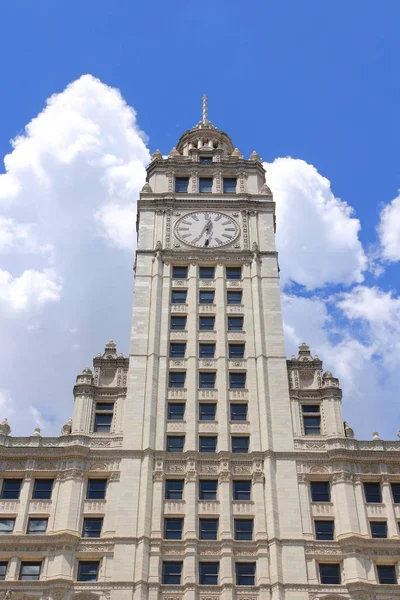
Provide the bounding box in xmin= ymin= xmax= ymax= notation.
xmin=0 ymin=112 xmax=399 ymax=600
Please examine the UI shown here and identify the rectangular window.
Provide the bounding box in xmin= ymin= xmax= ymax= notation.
xmin=319 ymin=563 xmax=341 ymax=584
xmin=19 ymin=562 xmax=41 ymax=581
xmin=199 ymin=480 xmax=217 ymax=500
xmin=1 ymin=479 xmax=22 ymax=499
xmin=315 ymin=520 xmax=334 ymax=540
xmin=199 ymin=403 xmax=216 ymax=421
xmin=175 ymin=178 xmax=189 ymax=193
xmin=233 ymin=481 xmax=251 ymax=500
xmin=377 ymin=564 xmax=397 ymax=584
xmin=164 ymin=518 xmax=183 ymax=540
xmin=228 ymin=317 xmax=243 ymax=331
xmin=77 ymin=561 xmax=100 ymax=582
xmin=169 ymin=343 xmax=186 ymax=358
xmin=82 ymin=517 xmax=103 ymax=538
xmin=229 ymin=372 xmax=246 ymax=389
xmin=199 ymin=156 xmax=212 ymax=163
xmin=199 ymin=436 xmax=217 ymax=453
xmin=230 ymin=403 xmax=248 ymax=421
xmin=199 ymin=316 xmax=215 ymax=331
xmin=302 ymin=405 xmax=321 ymax=435
xmin=165 ymin=480 xmax=184 ymax=500
xmin=236 ymin=563 xmax=255 ymax=586
xmin=169 ymin=372 xmax=186 ymax=388
xmin=199 ymin=266 xmax=215 ymax=279
xmin=226 ymin=267 xmax=242 ymax=280
xmin=232 ymin=436 xmax=249 ymax=453
xmin=199 ymin=290 xmax=215 ymax=304
xmin=370 ymin=521 xmax=387 ymax=538
xmin=199 ymin=562 xmax=219 ymax=585
xmin=223 ymin=178 xmax=237 ymax=193
xmin=172 ymin=265 xmax=188 ymax=279
xmin=229 ymin=344 xmax=245 ymax=359
xmin=391 ymin=483 xmax=400 ymax=503
xmin=162 ymin=561 xmax=182 ymax=585
xmin=167 ymin=435 xmax=185 ymax=453
xmin=199 ymin=178 xmax=213 ymax=193
xmin=32 ymin=479 xmax=54 ymax=500
xmin=199 ymin=518 xmax=218 ymax=540
xmin=27 ymin=518 xmax=48 ymax=534
xmin=167 ymin=403 xmax=185 ymax=421
xmin=171 ymin=290 xmax=187 ymax=304
xmin=87 ymin=478 xmax=107 ymax=500
xmin=310 ymin=481 xmax=330 ymax=503
xmin=0 ymin=518 xmax=15 ymax=535
xmin=199 ymin=372 xmax=216 ymax=389
xmin=364 ymin=482 xmax=382 ymax=503
xmin=199 ymin=343 xmax=215 ymax=358
xmin=227 ymin=290 xmax=242 ymax=304
xmin=94 ymin=402 xmax=114 ymax=433
xmin=0 ymin=562 xmax=7 ymax=580
xmin=170 ymin=316 xmax=187 ymax=330
xmin=234 ymin=519 xmax=253 ymax=540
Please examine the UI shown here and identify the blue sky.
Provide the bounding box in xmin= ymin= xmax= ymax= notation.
xmin=0 ymin=1 xmax=400 ymax=439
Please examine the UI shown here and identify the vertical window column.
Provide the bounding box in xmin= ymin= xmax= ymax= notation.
xmin=219 ymin=472 xmax=233 ymax=540
xmin=215 ymin=263 xmax=229 ymax=450
xmin=252 ymin=472 xmax=268 ymax=541
xmin=183 ymin=471 xmax=197 ymax=540
xmin=297 ymin=475 xmax=313 ymax=537
xmin=381 ymin=478 xmax=398 ymax=538
xmin=185 ymin=262 xmax=198 ymax=451
xmin=332 ymin=476 xmax=368 ymax=536
xmin=189 ymin=170 xmax=198 ymax=194
xmin=14 ymin=475 xmax=34 ymax=534
xmin=150 ymin=472 xmax=164 ymax=538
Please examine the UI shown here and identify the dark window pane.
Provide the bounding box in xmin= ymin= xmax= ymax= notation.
xmin=82 ymin=517 xmax=103 ymax=538
xmin=27 ymin=518 xmax=48 ymax=534
xmin=236 ymin=563 xmax=255 ymax=586
xmin=169 ymin=372 xmax=186 ymax=388
xmin=199 ymin=436 xmax=217 ymax=453
xmin=226 ymin=267 xmax=242 ymax=280
xmin=229 ymin=372 xmax=246 ymax=389
xmin=199 ymin=562 xmax=219 ymax=585
xmin=0 ymin=519 xmax=15 ymax=534
xmin=199 ymin=317 xmax=215 ymax=330
xmin=302 ymin=405 xmax=320 ymax=413
xmin=199 ymin=266 xmax=215 ymax=279
xmin=94 ymin=413 xmax=112 ymax=432
xmin=229 ymin=344 xmax=245 ymax=359
xmin=364 ymin=482 xmax=382 ymax=503
xmin=223 ymin=178 xmax=237 ymax=193
xmin=199 ymin=480 xmax=217 ymax=500
xmin=228 ymin=317 xmax=243 ymax=331
xmin=95 ymin=402 xmax=114 ymax=411
xmin=199 ymin=344 xmax=215 ymax=358
xmin=32 ymin=479 xmax=54 ymax=500
xmin=199 ymin=156 xmax=212 ymax=163
xmin=227 ymin=291 xmax=242 ymax=304
xmin=391 ymin=483 xmax=400 ymax=503
xmin=165 ymin=480 xmax=184 ymax=500
xmin=319 ymin=563 xmax=341 ymax=585
xmin=232 ymin=437 xmax=249 ymax=453
xmin=370 ymin=521 xmax=387 ymax=538
xmin=199 ymin=290 xmax=215 ymax=304
xmin=167 ymin=436 xmax=185 ymax=453
xmin=175 ymin=178 xmax=189 ymax=193
xmin=233 ymin=481 xmax=251 ymax=500
xmin=199 ymin=178 xmax=213 ymax=193
xmin=170 ymin=316 xmax=187 ymax=330
xmin=162 ymin=561 xmax=182 ymax=584
xmin=1 ymin=479 xmax=22 ymax=500
xmin=230 ymin=404 xmax=248 ymax=421
xmin=169 ymin=343 xmax=186 ymax=358
xmin=377 ymin=565 xmax=397 ymax=584
xmin=0 ymin=562 xmax=7 ymax=580
xmin=315 ymin=520 xmax=334 ymax=540
xmin=199 ymin=372 xmax=216 ymax=389
xmin=303 ymin=416 xmax=321 ymax=435
xmin=199 ymin=518 xmax=218 ymax=540
xmin=87 ymin=479 xmax=107 ymax=500
xmin=171 ymin=290 xmax=187 ymax=304
xmin=199 ymin=404 xmax=216 ymax=421
xmin=167 ymin=403 xmax=185 ymax=420
xmin=164 ymin=518 xmax=183 ymax=540
xmin=234 ymin=519 xmax=253 ymax=540
xmin=78 ymin=561 xmax=100 ymax=582
xmin=172 ymin=265 xmax=188 ymax=279
xmin=310 ymin=482 xmax=330 ymax=502
xmin=20 ymin=562 xmax=41 ymax=581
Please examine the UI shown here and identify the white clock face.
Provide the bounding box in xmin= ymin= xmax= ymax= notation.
xmin=174 ymin=211 xmax=240 ymax=248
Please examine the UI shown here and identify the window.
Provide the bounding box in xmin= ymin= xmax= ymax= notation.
xmin=199 ymin=316 xmax=215 ymax=331
xmin=227 ymin=290 xmax=242 ymax=304
xmin=199 ymin=266 xmax=215 ymax=279
xmin=0 ymin=518 xmax=15 ymax=534
xmin=228 ymin=317 xmax=243 ymax=331
xmin=236 ymin=563 xmax=255 ymax=586
xmin=199 ymin=403 xmax=216 ymax=421
xmin=27 ymin=518 xmax=48 ymax=534
xmin=162 ymin=561 xmax=182 ymax=584
xmin=199 ymin=178 xmax=213 ymax=193
xmin=319 ymin=563 xmax=341 ymax=584
xmin=87 ymin=479 xmax=107 ymax=500
xmin=167 ymin=436 xmax=185 ymax=453
xmin=391 ymin=483 xmax=400 ymax=503
xmin=199 ymin=372 xmax=216 ymax=389
xmin=167 ymin=403 xmax=185 ymax=421
xmin=171 ymin=290 xmax=187 ymax=304
xmin=172 ymin=265 xmax=188 ymax=279
xmin=226 ymin=267 xmax=242 ymax=280
xmin=315 ymin=520 xmax=334 ymax=540
xmin=370 ymin=521 xmax=387 ymax=538
xmin=199 ymin=290 xmax=215 ymax=304
xmin=32 ymin=479 xmax=54 ymax=500
xmin=229 ymin=344 xmax=245 ymax=359
xmin=82 ymin=517 xmax=103 ymax=538
xmin=0 ymin=562 xmax=7 ymax=580
xmin=20 ymin=562 xmax=41 ymax=581
xmin=175 ymin=178 xmax=189 ymax=193
xmin=234 ymin=519 xmax=253 ymax=540
xmin=1 ymin=479 xmax=22 ymax=499
xmin=94 ymin=402 xmax=114 ymax=433
xmin=199 ymin=480 xmax=217 ymax=500
xmin=223 ymin=178 xmax=237 ymax=193
xmin=233 ymin=481 xmax=251 ymax=500
xmin=229 ymin=372 xmax=246 ymax=389
xmin=169 ymin=343 xmax=186 ymax=359
xmin=377 ymin=565 xmax=397 ymax=584
xmin=199 ymin=156 xmax=212 ymax=164
xmin=199 ymin=343 xmax=215 ymax=358
xmin=164 ymin=518 xmax=183 ymax=540
xmin=310 ymin=482 xmax=330 ymax=503
xmin=199 ymin=518 xmax=218 ymax=540
xmin=302 ymin=405 xmax=321 ymax=435
xmin=199 ymin=562 xmax=219 ymax=585
xmin=165 ymin=480 xmax=184 ymax=500
xmin=77 ymin=561 xmax=100 ymax=582
xmin=232 ymin=436 xmax=249 ymax=453
xmin=230 ymin=404 xmax=248 ymax=421
xmin=169 ymin=372 xmax=186 ymax=388
xmin=364 ymin=482 xmax=382 ymax=503
xmin=199 ymin=436 xmax=217 ymax=453
xmin=170 ymin=316 xmax=187 ymax=330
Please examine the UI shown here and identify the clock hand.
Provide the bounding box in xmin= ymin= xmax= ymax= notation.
xmin=192 ymin=220 xmax=212 ymax=244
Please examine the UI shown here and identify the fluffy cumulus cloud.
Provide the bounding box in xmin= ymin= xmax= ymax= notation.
xmin=378 ymin=193 xmax=400 ymax=262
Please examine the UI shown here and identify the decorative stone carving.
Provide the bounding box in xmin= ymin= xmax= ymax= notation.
xmin=0 ymin=418 xmax=11 ymax=436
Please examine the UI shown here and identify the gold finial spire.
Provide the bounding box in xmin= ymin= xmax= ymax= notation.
xmin=202 ymin=94 xmax=208 ymax=124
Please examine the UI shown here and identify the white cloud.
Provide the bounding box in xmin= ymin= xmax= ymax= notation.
xmin=265 ymin=158 xmax=367 ymax=289
xmin=0 ymin=268 xmax=61 ymax=311
xmin=378 ymin=194 xmax=400 ymax=262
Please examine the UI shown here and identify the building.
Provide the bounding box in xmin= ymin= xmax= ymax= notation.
xmin=0 ymin=98 xmax=400 ymax=600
